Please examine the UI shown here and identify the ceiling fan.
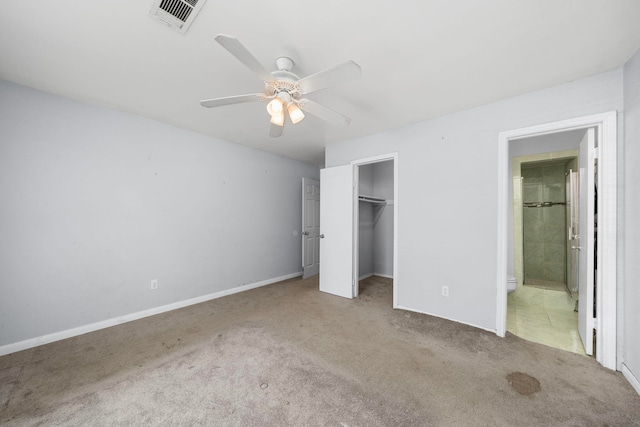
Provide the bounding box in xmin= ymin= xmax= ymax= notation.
xmin=200 ymin=35 xmax=362 ymax=137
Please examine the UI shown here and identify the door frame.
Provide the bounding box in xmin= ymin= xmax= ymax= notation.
xmin=351 ymin=153 xmax=399 ymax=307
xmin=496 ymin=111 xmax=617 ymax=370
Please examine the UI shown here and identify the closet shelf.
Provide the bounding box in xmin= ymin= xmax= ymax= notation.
xmin=358 ymin=195 xmax=393 ymax=205
xmin=359 ymin=195 xmax=392 ymax=225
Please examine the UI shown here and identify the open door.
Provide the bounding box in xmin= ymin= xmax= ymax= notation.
xmin=578 ymin=128 xmax=596 ymax=355
xmin=302 ymin=178 xmax=320 ymax=279
xmin=319 ymin=165 xmax=354 ymax=298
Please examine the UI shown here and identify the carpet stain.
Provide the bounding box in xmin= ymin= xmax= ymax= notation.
xmin=506 ymin=372 xmax=541 ymax=395
xmin=0 ymin=366 xmax=22 ymax=411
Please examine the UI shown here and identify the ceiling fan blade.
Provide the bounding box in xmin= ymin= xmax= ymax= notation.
xmin=297 ymin=60 xmax=361 ymax=94
xmin=215 ymin=34 xmax=274 ymax=83
xmin=269 ymin=123 xmax=284 ymax=137
xmin=299 ymin=99 xmax=351 ymax=127
xmin=200 ymin=93 xmax=263 ymax=108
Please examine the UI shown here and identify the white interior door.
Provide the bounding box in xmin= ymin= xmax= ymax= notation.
xmin=319 ymin=165 xmax=354 ymax=298
xmin=302 ymin=178 xmax=320 ymax=279
xmin=578 ymin=127 xmax=596 ymax=355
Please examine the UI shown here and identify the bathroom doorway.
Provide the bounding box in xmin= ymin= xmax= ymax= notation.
xmin=510 ymin=148 xmax=583 ymax=355
xmin=497 ymin=111 xmax=617 ymax=370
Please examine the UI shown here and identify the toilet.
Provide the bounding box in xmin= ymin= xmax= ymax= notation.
xmin=507 ymin=276 xmax=518 ymax=294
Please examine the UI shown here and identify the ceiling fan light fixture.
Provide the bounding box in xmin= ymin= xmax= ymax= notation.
xmin=266 ymin=98 xmax=283 ymax=116
xmin=266 ymin=92 xmax=292 ymax=117
xmin=287 ymin=103 xmax=305 ymax=124
xmin=270 ymin=111 xmax=285 ymax=126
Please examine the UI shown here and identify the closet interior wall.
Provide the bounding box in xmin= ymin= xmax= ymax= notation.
xmin=358 ymin=161 xmax=394 ymax=280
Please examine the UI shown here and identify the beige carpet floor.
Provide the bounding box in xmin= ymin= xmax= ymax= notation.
xmin=1 ymin=275 xmax=639 ymax=426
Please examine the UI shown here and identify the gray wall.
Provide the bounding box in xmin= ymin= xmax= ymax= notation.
xmin=0 ymin=80 xmax=319 ymax=348
xmin=358 ymin=164 xmax=374 ymax=277
xmin=326 ymin=70 xmax=623 ymax=331
xmin=372 ymin=161 xmax=394 ymax=276
xmin=623 ymin=48 xmax=640 ymax=387
xmin=358 ymin=201 xmax=375 ymax=278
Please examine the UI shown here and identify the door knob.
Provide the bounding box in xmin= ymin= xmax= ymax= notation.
xmin=319 ymin=234 xmax=325 ymax=238
xmin=302 ymin=231 xmax=309 ymax=236
xmin=571 ymin=246 xmax=582 ymax=250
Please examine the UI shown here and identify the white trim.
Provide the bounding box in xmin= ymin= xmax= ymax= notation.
xmin=353 ymin=164 xmax=360 ymax=298
xmin=0 ymin=272 xmax=301 ymax=356
xmin=396 ymin=305 xmax=496 ymax=334
xmin=597 ymin=114 xmax=618 ymax=370
xmin=496 ymin=129 xmax=509 ymax=336
xmin=373 ymin=272 xmax=394 ymax=279
xmin=621 ymin=363 xmax=640 ymax=396
xmin=351 ymin=153 xmax=399 ymax=307
xmin=358 ymin=272 xmax=374 ymax=281
xmin=393 ymin=156 xmax=399 ymax=308
xmin=497 ymin=111 xmax=617 ymax=370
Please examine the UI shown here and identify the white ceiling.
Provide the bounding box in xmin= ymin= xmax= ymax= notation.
xmin=1 ymin=1 xmax=640 ymax=166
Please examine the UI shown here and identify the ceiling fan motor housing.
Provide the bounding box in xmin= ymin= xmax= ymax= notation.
xmin=267 ymin=57 xmax=302 ymax=99
xmin=275 ymin=56 xmax=294 ymax=72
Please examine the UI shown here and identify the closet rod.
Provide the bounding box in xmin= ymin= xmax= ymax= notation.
xmin=358 ymin=195 xmax=387 ymax=204
xmin=523 ymin=202 xmax=566 ymax=208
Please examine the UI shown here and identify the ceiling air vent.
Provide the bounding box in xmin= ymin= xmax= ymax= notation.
xmin=149 ymin=0 xmax=206 ymax=34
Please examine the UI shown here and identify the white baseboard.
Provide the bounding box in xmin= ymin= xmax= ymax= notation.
xmin=358 ymin=273 xmax=393 ymax=281
xmin=0 ymin=272 xmax=302 ymax=357
xmin=621 ymin=363 xmax=640 ymax=396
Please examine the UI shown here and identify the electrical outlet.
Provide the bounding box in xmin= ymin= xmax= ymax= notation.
xmin=441 ymin=286 xmax=449 ymax=297
xmin=150 ymin=279 xmax=158 ymax=290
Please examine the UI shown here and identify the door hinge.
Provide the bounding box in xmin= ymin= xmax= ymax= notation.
xmin=594 ymin=147 xmax=600 ymax=160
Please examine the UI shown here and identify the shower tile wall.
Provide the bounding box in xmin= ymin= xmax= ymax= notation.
xmin=522 ymin=164 xmax=566 ymax=284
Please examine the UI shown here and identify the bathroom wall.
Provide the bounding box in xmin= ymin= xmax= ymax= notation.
xmin=512 ymin=149 xmax=578 ymax=290
xmin=521 ymin=162 xmax=567 ymax=284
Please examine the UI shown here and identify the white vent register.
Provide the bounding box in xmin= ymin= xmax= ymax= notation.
xmin=149 ymin=0 xmax=206 ymax=34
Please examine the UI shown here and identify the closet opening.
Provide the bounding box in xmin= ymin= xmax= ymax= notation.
xmin=353 ymin=159 xmax=395 ymax=303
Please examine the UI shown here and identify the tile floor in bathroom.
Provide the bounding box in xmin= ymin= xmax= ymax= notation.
xmin=507 ymin=284 xmax=586 ymax=356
